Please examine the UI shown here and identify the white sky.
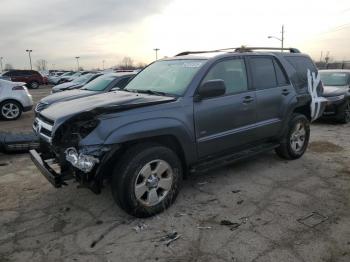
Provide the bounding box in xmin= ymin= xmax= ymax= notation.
xmin=0 ymin=0 xmax=349 ymax=70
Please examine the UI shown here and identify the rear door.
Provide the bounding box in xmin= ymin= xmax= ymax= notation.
xmin=194 ymin=57 xmax=257 ymax=158
xmin=247 ymin=56 xmax=295 ymax=139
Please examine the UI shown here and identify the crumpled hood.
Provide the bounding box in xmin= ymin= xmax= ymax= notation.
xmin=40 ymin=91 xmax=176 ymax=124
xmin=322 ymin=85 xmax=349 ymax=97
xmin=52 ymin=82 xmax=80 ymax=92
xmin=40 ymin=89 xmax=97 ymax=104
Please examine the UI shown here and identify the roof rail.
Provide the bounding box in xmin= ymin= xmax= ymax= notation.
xmin=175 ymin=47 xmax=300 ymax=56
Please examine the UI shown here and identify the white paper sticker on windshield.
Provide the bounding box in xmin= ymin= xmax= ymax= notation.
xmin=183 ymin=62 xmax=203 ymax=68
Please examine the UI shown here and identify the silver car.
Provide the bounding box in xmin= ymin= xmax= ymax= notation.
xmin=0 ymin=79 xmax=33 ymax=120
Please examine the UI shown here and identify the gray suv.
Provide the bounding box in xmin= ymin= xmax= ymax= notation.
xmin=30 ymin=47 xmax=325 ymax=217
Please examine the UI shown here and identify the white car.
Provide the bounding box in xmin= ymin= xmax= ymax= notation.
xmin=0 ymin=79 xmax=33 ymax=120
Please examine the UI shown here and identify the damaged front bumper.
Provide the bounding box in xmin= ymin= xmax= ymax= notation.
xmin=29 ymin=149 xmax=71 ymax=188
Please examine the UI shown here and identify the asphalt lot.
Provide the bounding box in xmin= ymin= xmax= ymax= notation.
xmin=0 ymin=87 xmax=349 ymax=262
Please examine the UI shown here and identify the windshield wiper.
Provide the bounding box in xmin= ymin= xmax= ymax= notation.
xmin=128 ymin=89 xmax=172 ymax=96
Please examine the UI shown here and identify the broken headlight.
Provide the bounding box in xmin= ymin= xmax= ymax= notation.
xmin=65 ymin=147 xmax=99 ymax=173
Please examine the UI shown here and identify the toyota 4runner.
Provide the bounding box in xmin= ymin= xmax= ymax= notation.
xmin=30 ymin=47 xmax=325 ymax=217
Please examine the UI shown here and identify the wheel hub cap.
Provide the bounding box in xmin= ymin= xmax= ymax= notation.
xmin=290 ymin=122 xmax=306 ymax=153
xmin=134 ymin=159 xmax=174 ymax=207
xmin=2 ymin=103 xmax=19 ymax=119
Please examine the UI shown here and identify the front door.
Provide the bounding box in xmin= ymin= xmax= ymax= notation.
xmin=194 ymin=58 xmax=257 ymax=158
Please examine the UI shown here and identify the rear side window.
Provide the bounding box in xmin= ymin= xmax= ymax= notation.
xmin=202 ymin=59 xmax=248 ymax=95
xmin=284 ymin=56 xmax=317 ymax=87
xmin=273 ymin=59 xmax=289 ymax=86
xmin=249 ymin=57 xmax=277 ymax=89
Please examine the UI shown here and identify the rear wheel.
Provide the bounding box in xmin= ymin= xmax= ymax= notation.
xmin=29 ymin=81 xmax=39 ymax=89
xmin=336 ymin=100 xmax=350 ymax=124
xmin=275 ymin=113 xmax=310 ymax=160
xmin=0 ymin=100 xmax=22 ymax=120
xmin=111 ymin=143 xmax=183 ymax=218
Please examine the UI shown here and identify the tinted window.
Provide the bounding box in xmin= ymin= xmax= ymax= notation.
xmin=285 ymin=56 xmax=317 ymax=87
xmin=250 ymin=57 xmax=277 ymax=89
xmin=114 ymin=77 xmax=131 ymax=89
xmin=202 ymin=59 xmax=248 ymax=95
xmin=273 ymin=59 xmax=289 ymax=86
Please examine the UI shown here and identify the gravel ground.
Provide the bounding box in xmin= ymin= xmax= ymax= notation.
xmin=0 ymin=118 xmax=349 ymax=261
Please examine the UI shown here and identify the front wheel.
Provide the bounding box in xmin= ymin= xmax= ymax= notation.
xmin=275 ymin=113 xmax=310 ymax=160
xmin=111 ymin=144 xmax=183 ymax=218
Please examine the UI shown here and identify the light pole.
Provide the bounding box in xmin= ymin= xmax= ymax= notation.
xmin=26 ymin=49 xmax=33 ymax=70
xmin=0 ymin=57 xmax=3 ymax=73
xmin=75 ymin=56 xmax=80 ymax=71
xmin=268 ymin=25 xmax=284 ymax=51
xmin=153 ymin=48 xmax=160 ymax=60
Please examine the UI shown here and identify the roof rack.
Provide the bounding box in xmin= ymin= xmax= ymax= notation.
xmin=175 ymin=47 xmax=300 ymax=56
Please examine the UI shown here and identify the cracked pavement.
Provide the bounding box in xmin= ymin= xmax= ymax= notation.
xmin=0 ymin=122 xmax=349 ymax=262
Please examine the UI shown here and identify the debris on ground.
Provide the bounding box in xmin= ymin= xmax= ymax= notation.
xmin=159 ymin=231 xmax=181 ymax=246
xmin=197 ymin=181 xmax=209 ymax=186
xmin=220 ymin=220 xmax=241 ymax=231
xmin=232 ymin=189 xmax=241 ymax=194
xmin=297 ymin=212 xmax=328 ymax=228
xmin=197 ymin=226 xmax=212 ymax=229
xmin=174 ymin=212 xmax=186 ymax=217
xmin=239 ymin=217 xmax=249 ymax=224
xmin=133 ymin=223 xmax=148 ymax=233
xmin=237 ymin=200 xmax=244 ymax=205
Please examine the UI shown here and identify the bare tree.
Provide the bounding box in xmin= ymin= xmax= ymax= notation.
xmin=119 ymin=57 xmax=134 ymax=69
xmin=4 ymin=63 xmax=13 ymax=70
xmin=35 ymin=59 xmax=48 ymax=71
xmin=136 ymin=62 xmax=147 ymax=69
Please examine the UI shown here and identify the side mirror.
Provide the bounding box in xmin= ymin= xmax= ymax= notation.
xmin=196 ymin=79 xmax=226 ymax=100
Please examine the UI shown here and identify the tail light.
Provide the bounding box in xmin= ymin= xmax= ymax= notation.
xmin=12 ymin=86 xmax=25 ymax=91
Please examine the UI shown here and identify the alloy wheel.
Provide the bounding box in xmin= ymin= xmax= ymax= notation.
xmin=134 ymin=159 xmax=174 ymax=207
xmin=1 ymin=102 xmax=20 ymax=120
xmin=290 ymin=122 xmax=306 ymax=153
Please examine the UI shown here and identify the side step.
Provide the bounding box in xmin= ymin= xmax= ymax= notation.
xmin=191 ymin=142 xmax=279 ymax=173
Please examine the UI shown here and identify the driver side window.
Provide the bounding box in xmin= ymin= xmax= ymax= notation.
xmin=202 ymin=59 xmax=248 ymax=95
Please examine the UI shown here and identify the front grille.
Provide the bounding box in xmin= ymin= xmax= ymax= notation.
xmin=35 ymin=102 xmax=48 ymax=113
xmin=33 ymin=116 xmax=54 ymax=143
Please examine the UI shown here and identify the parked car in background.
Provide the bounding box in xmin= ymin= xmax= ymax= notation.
xmin=35 ymin=72 xmax=135 ymax=113
xmin=320 ymin=69 xmax=350 ymax=123
xmin=0 ymin=79 xmax=33 ymax=120
xmin=31 ymin=47 xmax=325 ymax=217
xmin=50 ymin=72 xmax=74 ymax=85
xmin=58 ymin=71 xmax=93 ymax=84
xmin=1 ymin=70 xmax=44 ymax=89
xmin=51 ymin=73 xmax=103 ymax=93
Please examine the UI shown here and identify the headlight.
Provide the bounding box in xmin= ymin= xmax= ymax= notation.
xmin=65 ymin=147 xmax=99 ymax=173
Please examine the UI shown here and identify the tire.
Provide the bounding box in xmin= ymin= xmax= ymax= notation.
xmin=0 ymin=100 xmax=22 ymax=120
xmin=336 ymin=100 xmax=350 ymax=124
xmin=111 ymin=143 xmax=183 ymax=218
xmin=275 ymin=113 xmax=310 ymax=160
xmin=29 ymin=81 xmax=39 ymax=89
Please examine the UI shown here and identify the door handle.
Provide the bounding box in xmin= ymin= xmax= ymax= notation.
xmin=282 ymin=89 xmax=290 ymax=96
xmin=243 ymin=96 xmax=254 ymax=104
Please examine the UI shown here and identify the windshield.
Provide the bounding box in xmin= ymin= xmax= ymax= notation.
xmin=320 ymin=72 xmax=350 ymax=86
xmin=125 ymin=59 xmax=206 ymax=96
xmin=81 ymin=74 xmax=115 ymax=91
xmin=72 ymin=73 xmax=94 ymax=84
